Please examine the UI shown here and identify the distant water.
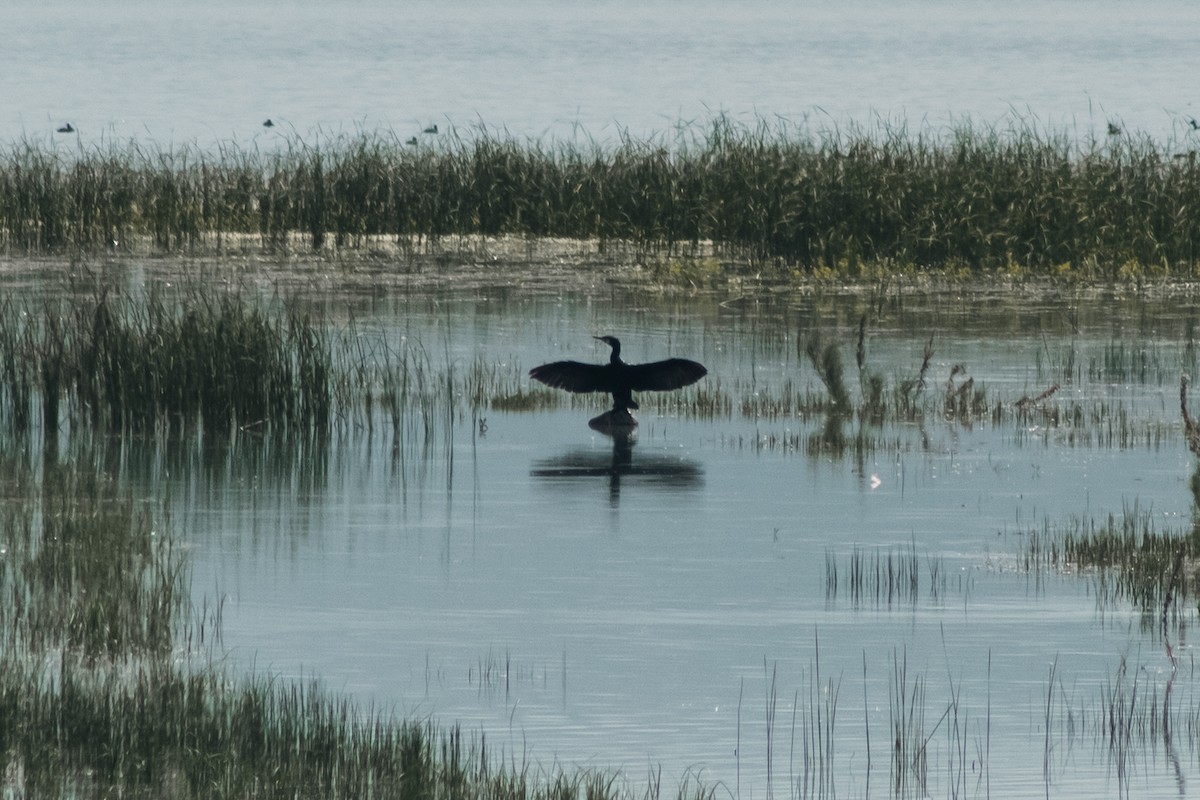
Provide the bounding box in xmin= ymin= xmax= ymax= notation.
xmin=6 ymin=0 xmax=1200 ymax=147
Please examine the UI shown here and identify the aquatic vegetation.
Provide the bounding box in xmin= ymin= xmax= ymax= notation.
xmin=0 ymin=287 xmax=331 ymax=436
xmin=824 ymin=544 xmax=951 ymax=608
xmin=1 ymin=405 xmax=1198 ymax=799
xmin=6 ymin=260 xmax=1200 ymax=800
xmin=0 ymin=286 xmax=525 ymax=443
xmin=1020 ymin=502 xmax=1200 ymax=626
xmin=1 ymin=284 xmax=1194 ymax=474
xmin=3 ymin=118 xmax=1200 ymax=274
xmin=802 ymin=330 xmax=852 ymax=412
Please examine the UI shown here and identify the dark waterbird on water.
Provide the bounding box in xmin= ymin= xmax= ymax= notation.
xmin=530 ymin=336 xmax=707 ymax=420
xmin=56 ymin=122 xmax=74 ymax=133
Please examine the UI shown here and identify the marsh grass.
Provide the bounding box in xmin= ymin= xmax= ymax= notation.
xmin=6 ymin=657 xmax=656 ymax=800
xmin=889 ymin=649 xmax=930 ymax=797
xmin=466 ymin=648 xmax=559 ymax=701
xmin=0 ymin=287 xmax=332 ymax=436
xmin=5 ymin=119 xmax=1200 ymax=273
xmin=1020 ymin=502 xmax=1200 ymax=625
xmin=797 ymin=320 xmax=997 ymax=428
xmin=0 ymin=286 xmax=534 ymax=445
xmin=1038 ymin=652 xmax=1200 ymax=796
xmin=1 ymin=284 xmax=1192 ymax=463
xmin=747 ymin=313 xmax=1200 ymax=463
xmin=824 ymin=544 xmax=951 ymax=608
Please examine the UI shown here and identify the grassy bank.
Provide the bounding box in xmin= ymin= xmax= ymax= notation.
xmin=3 ymin=119 xmax=1198 ymax=274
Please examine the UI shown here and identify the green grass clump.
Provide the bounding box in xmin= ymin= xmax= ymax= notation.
xmin=1021 ymin=502 xmax=1200 ymax=626
xmin=0 ymin=287 xmax=331 ymax=436
xmin=3 ymin=118 xmax=1200 ymax=274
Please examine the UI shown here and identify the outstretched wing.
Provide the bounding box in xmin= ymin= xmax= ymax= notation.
xmin=529 ymin=361 xmax=614 ymax=393
xmin=626 ymin=358 xmax=707 ymax=391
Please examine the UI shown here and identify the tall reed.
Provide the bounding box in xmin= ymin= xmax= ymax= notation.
xmin=3 ymin=119 xmax=1199 ymax=272
xmin=0 ymin=286 xmax=332 ymax=436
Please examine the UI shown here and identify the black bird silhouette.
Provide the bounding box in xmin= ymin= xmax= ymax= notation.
xmin=529 ymin=336 xmax=707 ymax=412
xmin=423 ymin=124 xmax=438 ymax=134
xmin=56 ymin=123 xmax=74 ymax=133
xmin=263 ymin=118 xmax=275 ymax=128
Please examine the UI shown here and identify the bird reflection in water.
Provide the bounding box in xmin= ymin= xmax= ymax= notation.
xmin=530 ymin=426 xmax=703 ymax=504
xmin=529 ymin=336 xmax=706 ymax=503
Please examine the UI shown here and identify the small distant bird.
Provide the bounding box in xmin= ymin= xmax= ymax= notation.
xmin=423 ymin=124 xmax=438 ymax=134
xmin=263 ymin=119 xmax=275 ymax=128
xmin=1189 ymin=117 xmax=1199 ymax=131
xmin=56 ymin=123 xmax=74 ymax=133
xmin=1107 ymin=121 xmax=1122 ymax=136
xmin=405 ymin=137 xmax=418 ymax=146
xmin=530 ymin=336 xmax=707 ymax=413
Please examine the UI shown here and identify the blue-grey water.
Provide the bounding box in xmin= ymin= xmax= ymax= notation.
xmin=134 ymin=278 xmax=1192 ymax=799
xmin=3 ymin=260 xmax=1199 ymax=796
xmin=8 ymin=0 xmax=1200 ymax=795
xmin=6 ymin=0 xmax=1200 ymax=146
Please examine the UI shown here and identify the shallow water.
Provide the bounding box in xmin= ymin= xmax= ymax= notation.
xmin=6 ymin=0 xmax=1200 ymax=146
xmin=9 ymin=0 xmax=1200 ymax=790
xmin=39 ymin=272 xmax=1181 ymax=798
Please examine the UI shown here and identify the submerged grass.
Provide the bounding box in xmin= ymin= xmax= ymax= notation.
xmin=0 ymin=463 xmax=189 ymax=660
xmin=4 ymin=118 xmax=1200 ymax=273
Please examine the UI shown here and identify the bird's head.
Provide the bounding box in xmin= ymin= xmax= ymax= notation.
xmin=593 ymin=335 xmax=621 ymax=359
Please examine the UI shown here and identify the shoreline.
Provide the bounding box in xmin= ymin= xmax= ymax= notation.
xmin=5 ymin=234 xmax=1200 ymax=301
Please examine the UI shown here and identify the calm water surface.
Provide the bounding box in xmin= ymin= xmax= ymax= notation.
xmin=9 ymin=0 xmax=1200 ymax=790
xmin=6 ymin=0 xmax=1200 ymax=145
xmin=70 ymin=275 xmax=1189 ymax=798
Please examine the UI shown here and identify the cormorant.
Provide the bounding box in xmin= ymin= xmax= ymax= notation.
xmin=423 ymin=124 xmax=438 ymax=134
xmin=263 ymin=118 xmax=275 ymax=128
xmin=56 ymin=123 xmax=74 ymax=133
xmin=529 ymin=336 xmax=707 ymax=413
